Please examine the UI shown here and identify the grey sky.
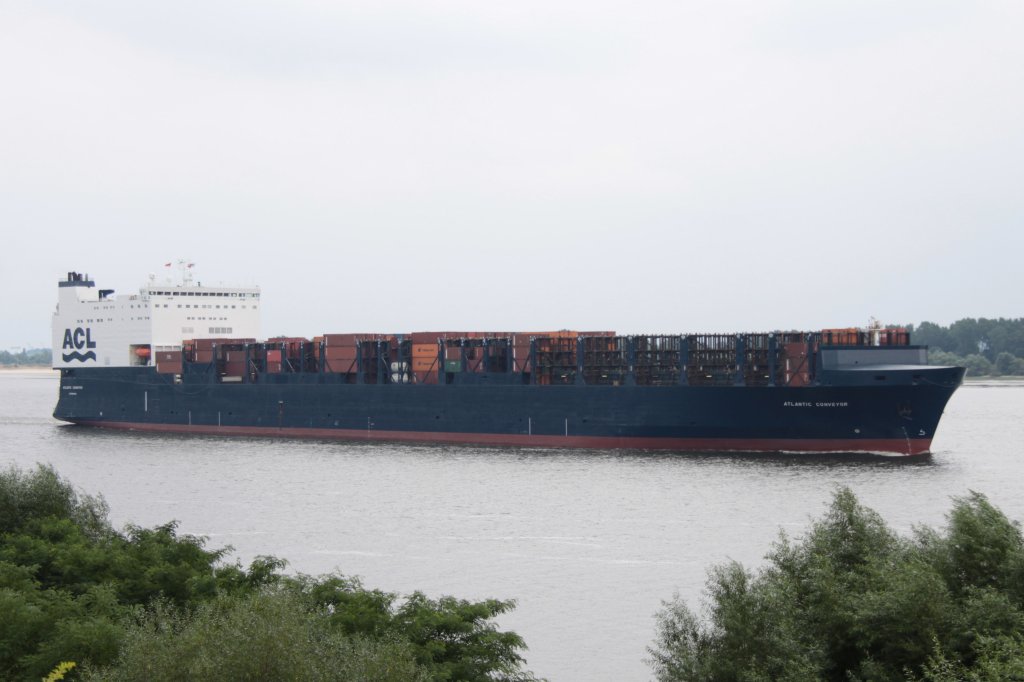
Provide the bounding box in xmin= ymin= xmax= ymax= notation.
xmin=2 ymin=1 xmax=1021 ymax=349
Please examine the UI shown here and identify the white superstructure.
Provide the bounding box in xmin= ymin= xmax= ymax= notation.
xmin=52 ymin=268 xmax=261 ymax=369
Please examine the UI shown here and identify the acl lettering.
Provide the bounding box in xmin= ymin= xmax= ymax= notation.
xmin=62 ymin=327 xmax=97 ymax=362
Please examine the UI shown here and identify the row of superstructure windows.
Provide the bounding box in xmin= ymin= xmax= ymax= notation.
xmin=148 ymin=291 xmax=259 ymax=298
xmin=77 ymin=317 xmax=150 ymax=323
xmin=180 ymin=326 xmax=234 ymax=334
xmin=174 ymin=304 xmax=255 ymax=309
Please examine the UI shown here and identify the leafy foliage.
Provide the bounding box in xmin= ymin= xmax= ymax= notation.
xmin=911 ymin=318 xmax=1024 ymax=375
xmin=0 ymin=464 xmax=540 ymax=682
xmin=80 ymin=591 xmax=426 ymax=682
xmin=0 ymin=348 xmax=51 ymax=366
xmin=649 ymin=488 xmax=1024 ymax=681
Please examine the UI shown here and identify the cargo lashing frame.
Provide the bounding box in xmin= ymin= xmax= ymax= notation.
xmin=168 ymin=329 xmax=912 ymax=389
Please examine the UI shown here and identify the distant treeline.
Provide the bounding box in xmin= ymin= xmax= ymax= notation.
xmin=0 ymin=348 xmax=51 ymax=366
xmin=909 ymin=318 xmax=1024 ymax=376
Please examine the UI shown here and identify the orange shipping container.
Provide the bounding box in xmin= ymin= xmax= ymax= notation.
xmin=411 ymin=357 xmax=437 ymax=371
xmin=412 ymin=343 xmax=437 ymax=358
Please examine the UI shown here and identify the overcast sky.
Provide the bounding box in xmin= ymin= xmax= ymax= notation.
xmin=2 ymin=1 xmax=1021 ymax=349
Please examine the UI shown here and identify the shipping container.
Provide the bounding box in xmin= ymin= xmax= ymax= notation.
xmin=221 ymin=361 xmax=247 ymax=376
xmin=411 ymin=343 xmax=438 ymax=358
xmin=324 ymin=357 xmax=357 ymax=374
xmin=322 ymin=348 xmax=358 ymax=360
xmin=409 ymin=331 xmax=469 ymax=344
xmin=154 ymin=350 xmax=182 ymax=363
xmin=322 ymin=333 xmax=390 ymax=346
xmin=783 ymin=341 xmax=810 ymax=387
xmin=412 ymin=357 xmax=437 ymax=371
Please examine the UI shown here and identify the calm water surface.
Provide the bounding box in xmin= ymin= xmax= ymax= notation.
xmin=2 ymin=371 xmax=1022 ymax=681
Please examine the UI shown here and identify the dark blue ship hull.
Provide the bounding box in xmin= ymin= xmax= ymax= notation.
xmin=54 ymin=363 xmax=965 ymax=455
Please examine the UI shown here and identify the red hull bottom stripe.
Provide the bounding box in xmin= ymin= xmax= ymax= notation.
xmin=72 ymin=421 xmax=933 ymax=456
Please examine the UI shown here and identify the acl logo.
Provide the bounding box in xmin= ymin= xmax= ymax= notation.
xmin=62 ymin=327 xmax=97 ymax=362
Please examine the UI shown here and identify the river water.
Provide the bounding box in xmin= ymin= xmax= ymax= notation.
xmin=2 ymin=370 xmax=1022 ymax=681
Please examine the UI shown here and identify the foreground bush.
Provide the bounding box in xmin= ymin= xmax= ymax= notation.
xmin=80 ymin=590 xmax=425 ymax=682
xmin=648 ymin=488 xmax=1024 ymax=681
xmin=0 ymin=464 xmax=539 ymax=681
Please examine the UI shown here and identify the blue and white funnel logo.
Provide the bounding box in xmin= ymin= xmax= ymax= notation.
xmin=62 ymin=327 xmax=97 ymax=362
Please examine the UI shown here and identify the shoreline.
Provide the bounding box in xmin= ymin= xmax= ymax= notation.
xmin=0 ymin=366 xmax=54 ymax=375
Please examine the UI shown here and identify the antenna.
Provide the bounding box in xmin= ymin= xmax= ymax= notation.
xmin=177 ymin=259 xmax=196 ymax=286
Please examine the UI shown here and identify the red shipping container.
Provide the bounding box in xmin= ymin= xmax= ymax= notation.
xmin=267 ymin=336 xmax=310 ymax=344
xmin=155 ymin=351 xmax=182 ymax=363
xmin=222 ymin=361 xmax=246 ymax=376
xmin=410 ymin=331 xmax=469 ymax=344
xmin=783 ymin=342 xmax=809 ymax=386
xmin=322 ymin=345 xmax=359 ymax=356
xmin=324 ymin=358 xmax=356 ymax=373
xmin=323 ymin=346 xmax=358 ymax=357
xmin=323 ymin=333 xmax=391 ymax=346
xmin=410 ymin=332 xmax=437 ymax=344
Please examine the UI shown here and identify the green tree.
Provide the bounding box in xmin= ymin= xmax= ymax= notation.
xmin=0 ymin=464 xmax=540 ymax=682
xmin=80 ymin=590 xmax=426 ymax=682
xmin=649 ymin=489 xmax=1024 ymax=682
xmin=995 ymin=352 xmax=1017 ymax=376
xmin=913 ymin=322 xmax=954 ymax=354
xmin=0 ymin=348 xmax=51 ymax=366
xmin=394 ymin=593 xmax=534 ymax=682
xmin=927 ymin=349 xmax=963 ymax=367
xmin=961 ymin=354 xmax=994 ymax=377
xmin=296 ymin=575 xmax=540 ymax=681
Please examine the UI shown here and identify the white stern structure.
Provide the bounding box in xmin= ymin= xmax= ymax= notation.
xmin=52 ymin=269 xmax=261 ymax=369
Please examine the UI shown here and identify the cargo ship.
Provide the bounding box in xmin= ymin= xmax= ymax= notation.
xmin=52 ymin=268 xmax=965 ymax=456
